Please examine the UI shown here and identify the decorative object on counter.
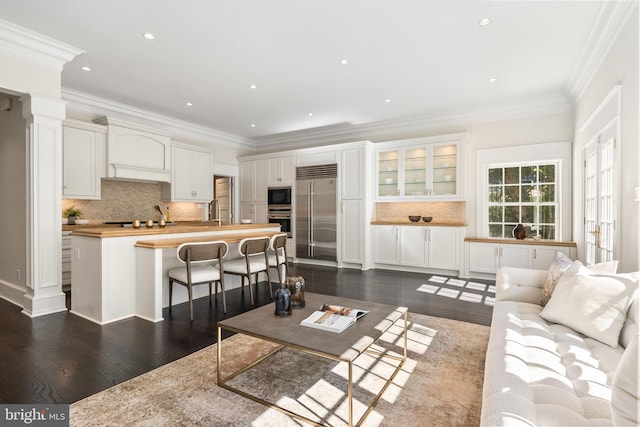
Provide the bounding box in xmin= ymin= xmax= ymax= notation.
xmin=165 ymin=207 xmax=171 ymax=221
xmin=159 ymin=219 xmax=166 ymax=227
xmin=63 ymin=205 xmax=83 ymax=225
xmin=146 ymin=219 xmax=154 ymax=228
xmin=422 ymin=216 xmax=433 ymax=222
xmin=154 ymin=205 xmax=164 ymax=217
xmin=75 ymin=219 xmax=90 ymax=225
xmin=274 ymin=281 xmax=292 ymax=316
xmin=132 ymin=219 xmax=141 ymax=229
xmin=62 ymin=218 xmax=68 ymax=224
xmin=241 ymin=219 xmax=252 ymax=224
xmin=512 ymin=223 xmax=527 ymax=239
xmin=408 ymin=215 xmax=421 ymax=222
xmin=285 ymin=276 xmax=305 ymax=308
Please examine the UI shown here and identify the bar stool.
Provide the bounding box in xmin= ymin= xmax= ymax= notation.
xmin=224 ymin=236 xmax=272 ymax=305
xmin=167 ymin=240 xmax=228 ymax=321
xmin=268 ymin=233 xmax=289 ymax=284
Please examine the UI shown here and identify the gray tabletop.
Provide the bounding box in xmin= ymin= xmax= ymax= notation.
xmin=218 ymin=292 xmax=407 ymax=361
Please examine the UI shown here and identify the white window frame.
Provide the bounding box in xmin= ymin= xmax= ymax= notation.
xmin=476 ymin=141 xmax=572 ymax=241
xmin=486 ymin=160 xmax=561 ymax=239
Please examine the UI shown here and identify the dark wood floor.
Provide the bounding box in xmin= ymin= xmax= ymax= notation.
xmin=0 ymin=264 xmax=494 ymax=404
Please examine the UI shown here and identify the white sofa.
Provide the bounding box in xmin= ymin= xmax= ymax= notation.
xmin=481 ymin=266 xmax=639 ymax=426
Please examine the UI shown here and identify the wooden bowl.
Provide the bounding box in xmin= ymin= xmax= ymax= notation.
xmin=422 ymin=216 xmax=433 ymax=222
xmin=408 ymin=216 xmax=421 ymax=222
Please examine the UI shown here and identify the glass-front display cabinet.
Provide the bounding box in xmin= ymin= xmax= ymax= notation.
xmin=375 ymin=134 xmax=464 ymax=199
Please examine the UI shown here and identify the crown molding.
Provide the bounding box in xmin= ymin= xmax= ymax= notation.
xmin=254 ymin=94 xmax=572 ymax=152
xmin=563 ymin=1 xmax=638 ymax=103
xmin=0 ymin=19 xmax=83 ymax=70
xmin=62 ymin=88 xmax=256 ymax=151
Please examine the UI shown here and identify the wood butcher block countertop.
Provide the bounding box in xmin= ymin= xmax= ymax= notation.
xmin=464 ymin=237 xmax=576 ymax=247
xmin=135 ymin=231 xmax=280 ymax=249
xmin=70 ymin=223 xmax=280 ymax=238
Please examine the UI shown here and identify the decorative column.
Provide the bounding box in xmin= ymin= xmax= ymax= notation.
xmin=21 ymin=93 xmax=67 ymax=317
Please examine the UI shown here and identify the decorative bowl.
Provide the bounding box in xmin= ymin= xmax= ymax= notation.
xmin=75 ymin=219 xmax=90 ymax=225
xmin=241 ymin=219 xmax=252 ymax=224
xmin=422 ymin=216 xmax=433 ymax=222
xmin=408 ymin=215 xmax=421 ymax=222
xmin=62 ymin=218 xmax=68 ymax=225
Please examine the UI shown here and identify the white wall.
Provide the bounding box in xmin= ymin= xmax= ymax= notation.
xmin=0 ymin=95 xmax=27 ymax=290
xmin=573 ymin=9 xmax=638 ymax=272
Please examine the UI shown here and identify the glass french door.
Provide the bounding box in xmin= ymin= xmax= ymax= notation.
xmin=583 ymin=120 xmax=618 ymax=264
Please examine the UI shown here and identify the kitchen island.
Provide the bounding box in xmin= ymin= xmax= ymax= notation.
xmin=71 ymin=223 xmax=280 ymax=325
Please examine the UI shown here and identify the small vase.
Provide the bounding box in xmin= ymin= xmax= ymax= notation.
xmin=286 ymin=276 xmax=305 ymax=309
xmin=274 ymin=282 xmax=292 ymax=317
xmin=67 ymin=215 xmax=76 ymax=225
xmin=512 ymin=223 xmax=526 ymax=240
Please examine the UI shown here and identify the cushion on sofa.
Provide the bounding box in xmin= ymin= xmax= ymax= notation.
xmin=540 ymin=257 xmax=619 ymax=306
xmin=611 ymin=334 xmax=639 ymax=426
xmin=540 ymin=251 xmax=573 ymax=306
xmin=540 ymin=272 xmax=639 ymax=348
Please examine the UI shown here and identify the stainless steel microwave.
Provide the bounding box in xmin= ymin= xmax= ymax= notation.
xmin=268 ymin=187 xmax=292 ymax=206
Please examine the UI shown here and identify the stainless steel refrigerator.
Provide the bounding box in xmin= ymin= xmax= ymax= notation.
xmin=296 ymin=164 xmax=337 ymax=261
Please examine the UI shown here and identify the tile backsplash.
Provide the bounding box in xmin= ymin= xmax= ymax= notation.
xmin=62 ymin=180 xmax=204 ymax=223
xmin=375 ymin=201 xmax=466 ymax=223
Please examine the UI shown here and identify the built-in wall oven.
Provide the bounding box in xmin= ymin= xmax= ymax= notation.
xmin=268 ymin=187 xmax=292 ymax=237
xmin=268 ymin=207 xmax=292 ymax=238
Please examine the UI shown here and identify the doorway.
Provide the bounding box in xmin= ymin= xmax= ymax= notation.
xmin=213 ymin=175 xmax=234 ymax=224
xmin=583 ymin=118 xmax=619 ymax=265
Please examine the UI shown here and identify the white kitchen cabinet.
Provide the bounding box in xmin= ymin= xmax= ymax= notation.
xmin=340 ymin=199 xmax=363 ymax=264
xmin=339 ymin=146 xmax=369 ymax=266
xmin=240 ymin=160 xmax=268 ymax=203
xmin=399 ymin=226 xmax=460 ymax=269
xmin=373 ymin=225 xmax=399 ymax=264
xmin=165 ymin=144 xmax=212 ymax=202
xmin=240 ymin=202 xmax=268 ymax=224
xmin=531 ymin=246 xmax=572 ymax=270
xmin=267 ymin=157 xmax=294 ymax=187
xmin=62 ymin=120 xmax=106 ymax=200
xmin=465 ymin=240 xmax=576 ymax=276
xmin=376 ymin=133 xmax=465 ymax=200
xmin=374 ymin=225 xmax=461 ymax=271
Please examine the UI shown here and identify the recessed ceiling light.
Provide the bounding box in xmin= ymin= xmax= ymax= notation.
xmin=250 ymin=124 xmax=256 ymax=128
xmin=488 ymin=78 xmax=497 ymax=83
xmin=308 ymin=113 xmax=313 ymax=117
xmin=81 ymin=66 xmax=91 ymax=72
xmin=479 ymin=18 xmax=491 ymax=26
xmin=339 ymin=59 xmax=349 ymax=65
xmin=143 ymin=32 xmax=155 ymax=40
xmin=186 ymin=102 xmax=193 ymax=106
xmin=249 ymin=84 xmax=257 ymax=89
xmin=384 ymin=98 xmax=392 ymax=103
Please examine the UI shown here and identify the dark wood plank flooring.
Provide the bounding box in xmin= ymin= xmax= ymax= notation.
xmin=0 ymin=264 xmax=493 ymax=404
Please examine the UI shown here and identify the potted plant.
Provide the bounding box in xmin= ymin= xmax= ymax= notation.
xmin=63 ymin=206 xmax=83 ymax=225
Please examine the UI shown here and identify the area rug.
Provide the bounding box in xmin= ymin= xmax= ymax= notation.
xmin=70 ymin=313 xmax=490 ymax=426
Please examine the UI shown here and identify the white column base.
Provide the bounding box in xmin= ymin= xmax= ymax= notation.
xmin=21 ymin=291 xmax=67 ymax=318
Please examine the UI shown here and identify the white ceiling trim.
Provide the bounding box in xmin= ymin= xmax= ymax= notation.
xmin=62 ymin=88 xmax=255 ymax=151
xmin=563 ymin=1 xmax=638 ymax=103
xmin=254 ymin=95 xmax=572 ymax=152
xmin=0 ymin=19 xmax=83 ymax=71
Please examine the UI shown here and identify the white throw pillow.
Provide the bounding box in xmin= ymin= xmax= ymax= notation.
xmin=611 ymin=334 xmax=639 ymax=425
xmin=540 ymin=271 xmax=639 ymax=348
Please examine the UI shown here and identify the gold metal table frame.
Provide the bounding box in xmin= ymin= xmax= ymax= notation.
xmin=216 ymin=294 xmax=408 ymax=427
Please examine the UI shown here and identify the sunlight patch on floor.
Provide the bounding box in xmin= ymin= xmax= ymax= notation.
xmin=417 ymin=275 xmax=495 ymax=306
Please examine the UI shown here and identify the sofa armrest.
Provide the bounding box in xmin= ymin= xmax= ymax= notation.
xmin=495 ymin=267 xmax=547 ymax=304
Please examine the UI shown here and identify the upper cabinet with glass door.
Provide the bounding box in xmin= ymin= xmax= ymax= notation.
xmin=376 ymin=133 xmax=466 ymax=200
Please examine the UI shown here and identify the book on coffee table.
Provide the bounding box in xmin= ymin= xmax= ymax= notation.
xmin=300 ymin=304 xmax=369 ymax=333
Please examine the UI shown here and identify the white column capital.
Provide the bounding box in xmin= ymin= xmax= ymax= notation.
xmin=21 ymin=93 xmax=66 ymax=121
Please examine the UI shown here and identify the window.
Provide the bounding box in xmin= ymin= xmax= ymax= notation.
xmin=487 ymin=162 xmax=558 ymax=239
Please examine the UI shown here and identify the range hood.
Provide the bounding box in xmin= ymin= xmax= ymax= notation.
xmin=94 ymin=117 xmax=172 ymax=183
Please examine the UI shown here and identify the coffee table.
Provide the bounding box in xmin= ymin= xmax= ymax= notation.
xmin=217 ymin=292 xmax=408 ymax=427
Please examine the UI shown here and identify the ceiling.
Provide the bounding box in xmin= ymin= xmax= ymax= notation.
xmin=0 ymin=1 xmax=626 ymax=145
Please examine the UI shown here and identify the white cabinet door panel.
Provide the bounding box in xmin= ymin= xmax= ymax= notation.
xmin=373 ymin=226 xmax=399 ymax=264
xmin=400 ymin=227 xmax=426 ymax=267
xmin=428 ymin=227 xmax=459 ymax=270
